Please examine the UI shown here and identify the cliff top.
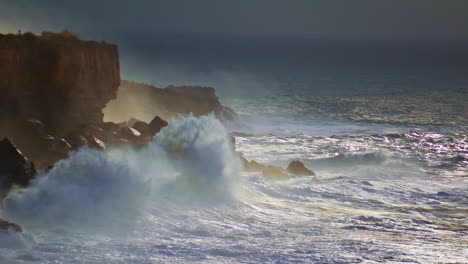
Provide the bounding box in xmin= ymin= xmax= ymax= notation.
xmin=0 ymin=31 xmax=114 ymax=48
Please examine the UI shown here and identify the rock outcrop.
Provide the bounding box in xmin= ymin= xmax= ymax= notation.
xmin=262 ymin=165 xmax=289 ymax=180
xmin=104 ymin=80 xmax=236 ymax=122
xmin=287 ymin=160 xmax=315 ymax=176
xmin=0 ymin=138 xmax=36 ymax=199
xmin=240 ymin=154 xmax=266 ymax=172
xmin=0 ymin=218 xmax=22 ymax=233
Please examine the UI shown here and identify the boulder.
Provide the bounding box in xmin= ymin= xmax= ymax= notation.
xmin=120 ymin=127 xmax=141 ymax=139
xmin=262 ymin=165 xmax=289 ymax=180
xmin=132 ymin=121 xmax=151 ymax=136
xmin=239 ymin=154 xmax=266 ymax=172
xmin=86 ymin=136 xmax=106 ymax=150
xmin=65 ymin=133 xmax=88 ymax=150
xmin=287 ymin=160 xmax=315 ymax=176
xmin=0 ymin=138 xmax=36 ymax=198
xmin=127 ymin=118 xmax=143 ymax=127
xmin=0 ymin=219 xmax=22 ymax=233
xmin=148 ymin=116 xmax=168 ymax=135
xmin=101 ymin=121 xmax=120 ymax=131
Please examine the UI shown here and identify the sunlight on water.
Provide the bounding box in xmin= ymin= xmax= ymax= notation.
xmin=0 ymin=114 xmax=466 ymax=263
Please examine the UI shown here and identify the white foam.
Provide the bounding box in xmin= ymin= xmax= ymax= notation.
xmin=1 ymin=115 xmax=241 ymax=233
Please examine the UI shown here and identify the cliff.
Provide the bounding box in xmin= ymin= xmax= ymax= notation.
xmin=104 ymin=80 xmax=235 ymax=122
xmin=0 ymin=32 xmax=120 ymax=168
xmin=0 ymin=32 xmax=120 ymax=136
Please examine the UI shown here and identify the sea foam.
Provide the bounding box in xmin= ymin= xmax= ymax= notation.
xmin=1 ymin=115 xmax=241 ymax=233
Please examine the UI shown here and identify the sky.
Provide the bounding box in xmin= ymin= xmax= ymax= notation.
xmin=1 ymin=0 xmax=468 ymax=44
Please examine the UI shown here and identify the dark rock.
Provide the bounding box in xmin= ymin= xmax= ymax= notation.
xmin=287 ymin=160 xmax=315 ymax=176
xmin=87 ymin=136 xmax=106 ymax=150
xmin=64 ymin=133 xmax=88 ymax=150
xmin=127 ymin=118 xmax=143 ymax=127
xmin=101 ymin=122 xmax=120 ymax=134
xmin=0 ymin=138 xmax=36 ymax=198
xmin=116 ymin=121 xmax=128 ymax=128
xmin=120 ymin=127 xmax=141 ymax=138
xmin=262 ymin=165 xmax=289 ymax=180
xmin=240 ymin=154 xmax=266 ymax=172
xmin=0 ymin=219 xmax=22 ymax=233
xmin=133 ymin=121 xmax=151 ymax=136
xmin=148 ymin=116 xmax=168 ymax=135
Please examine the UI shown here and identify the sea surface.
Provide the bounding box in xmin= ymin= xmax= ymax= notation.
xmin=1 ymin=35 xmax=467 ymax=263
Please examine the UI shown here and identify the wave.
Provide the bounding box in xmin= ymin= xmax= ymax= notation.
xmin=1 ymin=115 xmax=241 ymax=233
xmin=223 ymin=91 xmax=468 ymax=126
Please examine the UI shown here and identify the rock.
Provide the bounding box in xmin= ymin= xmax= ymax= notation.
xmin=87 ymin=136 xmax=106 ymax=150
xmin=0 ymin=219 xmax=22 ymax=233
xmin=0 ymin=138 xmax=36 ymax=198
xmin=132 ymin=121 xmax=151 ymax=136
xmin=64 ymin=133 xmax=88 ymax=150
xmin=116 ymin=121 xmax=128 ymax=128
xmin=120 ymin=127 xmax=141 ymax=138
xmin=148 ymin=116 xmax=168 ymax=135
xmin=127 ymin=118 xmax=143 ymax=128
xmin=49 ymin=137 xmax=72 ymax=155
xmin=287 ymin=160 xmax=315 ymax=176
xmin=101 ymin=122 xmax=121 ymax=135
xmin=103 ymin=80 xmax=236 ymax=122
xmin=262 ymin=165 xmax=289 ymax=180
xmin=240 ymin=154 xmax=266 ymax=172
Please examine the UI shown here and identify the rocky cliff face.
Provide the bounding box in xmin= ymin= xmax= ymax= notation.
xmin=104 ymin=80 xmax=235 ymax=122
xmin=0 ymin=32 xmax=120 ymax=168
xmin=0 ymin=32 xmax=120 ymax=136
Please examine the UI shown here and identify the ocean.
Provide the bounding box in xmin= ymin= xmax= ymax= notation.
xmin=0 ymin=35 xmax=467 ymax=263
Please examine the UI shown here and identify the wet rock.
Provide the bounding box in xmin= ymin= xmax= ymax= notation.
xmin=148 ymin=116 xmax=168 ymax=135
xmin=240 ymin=154 xmax=266 ymax=172
xmin=0 ymin=138 xmax=36 ymax=198
xmin=120 ymin=126 xmax=141 ymax=139
xmin=0 ymin=219 xmax=22 ymax=233
xmin=287 ymin=160 xmax=315 ymax=176
xmin=132 ymin=121 xmax=151 ymax=136
xmin=64 ymin=133 xmax=88 ymax=150
xmin=101 ymin=122 xmax=120 ymax=136
xmin=127 ymin=118 xmax=143 ymax=127
xmin=262 ymin=165 xmax=289 ymax=180
xmin=87 ymin=136 xmax=106 ymax=150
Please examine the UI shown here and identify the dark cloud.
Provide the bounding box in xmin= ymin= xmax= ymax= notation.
xmin=1 ymin=0 xmax=468 ymax=43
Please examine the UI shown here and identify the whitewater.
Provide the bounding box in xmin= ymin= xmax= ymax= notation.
xmin=0 ymin=109 xmax=467 ymax=263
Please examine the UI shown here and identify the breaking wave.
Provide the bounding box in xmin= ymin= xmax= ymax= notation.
xmin=1 ymin=115 xmax=241 ymax=233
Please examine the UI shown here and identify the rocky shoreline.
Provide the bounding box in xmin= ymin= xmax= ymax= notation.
xmin=0 ymin=31 xmax=314 ymax=233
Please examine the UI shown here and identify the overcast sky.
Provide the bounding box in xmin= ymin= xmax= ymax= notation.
xmin=1 ymin=0 xmax=468 ymax=43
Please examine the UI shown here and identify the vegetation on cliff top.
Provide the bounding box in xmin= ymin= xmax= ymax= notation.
xmin=0 ymin=30 xmax=110 ymax=47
